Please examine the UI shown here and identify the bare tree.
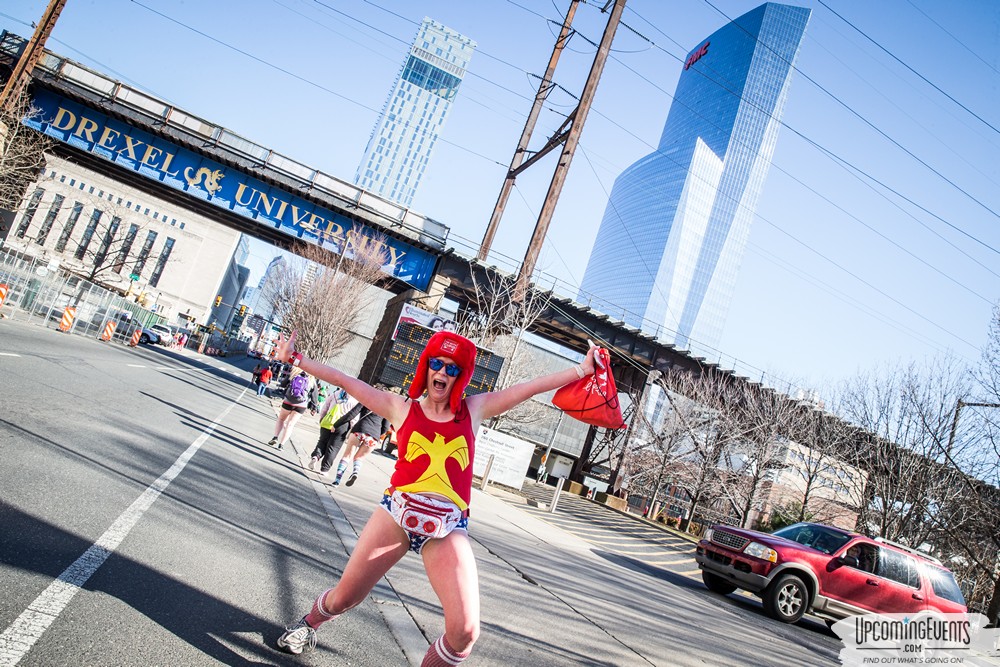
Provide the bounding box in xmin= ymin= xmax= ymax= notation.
xmin=0 ymin=90 xmax=51 ymax=212
xmin=954 ymin=305 xmax=1000 ymax=624
xmin=63 ymin=194 xmax=163 ymax=289
xmin=456 ymin=266 xmax=552 ymax=432
xmin=658 ymin=368 xmax=743 ymax=532
xmin=716 ymin=387 xmax=801 ymax=529
xmin=778 ymin=409 xmax=865 ymax=527
xmin=626 ymin=372 xmax=704 ymax=519
xmin=261 ymin=228 xmax=389 ymax=362
xmin=837 ymin=358 xmax=970 ymax=545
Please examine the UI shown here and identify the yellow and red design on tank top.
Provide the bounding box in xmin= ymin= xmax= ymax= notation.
xmin=391 ymin=401 xmax=476 ymax=511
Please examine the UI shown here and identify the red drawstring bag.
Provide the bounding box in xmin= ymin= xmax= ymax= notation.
xmin=552 ymin=347 xmax=626 ymax=429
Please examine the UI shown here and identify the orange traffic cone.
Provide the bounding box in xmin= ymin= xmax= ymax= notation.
xmin=100 ymin=320 xmax=115 ymax=341
xmin=129 ymin=329 xmax=142 ymax=347
xmin=0 ymin=283 xmax=8 ymax=310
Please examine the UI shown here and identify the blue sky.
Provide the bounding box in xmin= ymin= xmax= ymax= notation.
xmin=4 ymin=0 xmax=999 ymax=396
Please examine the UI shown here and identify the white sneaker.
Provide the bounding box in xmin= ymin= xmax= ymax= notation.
xmin=277 ymin=617 xmax=317 ymax=655
xmin=307 ymin=457 xmax=319 ymax=471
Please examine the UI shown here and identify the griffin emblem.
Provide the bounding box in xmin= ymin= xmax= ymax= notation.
xmin=184 ymin=167 xmax=225 ymax=196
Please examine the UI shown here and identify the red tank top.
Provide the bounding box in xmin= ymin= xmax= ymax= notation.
xmin=391 ymin=400 xmax=477 ymax=511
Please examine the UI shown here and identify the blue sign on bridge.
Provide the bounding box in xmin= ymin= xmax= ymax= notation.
xmin=24 ymin=88 xmax=437 ymax=292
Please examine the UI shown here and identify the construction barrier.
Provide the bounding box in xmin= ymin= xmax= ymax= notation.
xmin=0 ymin=283 xmax=8 ymax=310
xmin=100 ymin=320 xmax=115 ymax=341
xmin=129 ymin=329 xmax=142 ymax=347
xmin=58 ymin=306 xmax=77 ymax=332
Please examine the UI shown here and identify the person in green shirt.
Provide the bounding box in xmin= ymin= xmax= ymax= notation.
xmin=307 ymin=388 xmax=355 ymax=476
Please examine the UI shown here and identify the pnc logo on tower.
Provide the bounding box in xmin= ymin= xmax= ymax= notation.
xmin=685 ymin=41 xmax=710 ymax=70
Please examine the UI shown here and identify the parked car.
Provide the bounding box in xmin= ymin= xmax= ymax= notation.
xmin=148 ymin=324 xmax=174 ymax=345
xmin=138 ymin=327 xmax=159 ymax=344
xmin=694 ymin=522 xmax=966 ymax=624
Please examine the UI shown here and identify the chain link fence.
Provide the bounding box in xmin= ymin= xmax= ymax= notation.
xmin=0 ymin=245 xmax=173 ymax=346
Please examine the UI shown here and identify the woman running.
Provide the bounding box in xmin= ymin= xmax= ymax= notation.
xmin=273 ymin=329 xmax=596 ymax=664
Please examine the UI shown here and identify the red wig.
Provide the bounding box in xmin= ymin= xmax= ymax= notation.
xmin=408 ymin=331 xmax=478 ymax=414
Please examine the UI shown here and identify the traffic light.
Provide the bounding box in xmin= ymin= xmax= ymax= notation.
xmin=238 ymin=304 xmax=247 ymax=317
xmin=214 ymin=295 xmax=222 ymax=307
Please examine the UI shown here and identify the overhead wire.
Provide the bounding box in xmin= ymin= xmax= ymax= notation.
xmin=130 ymin=0 xmax=509 ymax=168
xmin=693 ymin=0 xmax=1000 ymax=223
xmin=744 ymin=240 xmax=967 ymax=359
xmin=577 ymin=51 xmax=990 ymax=354
xmin=816 ymin=0 xmax=1000 ymax=138
xmin=605 ymin=52 xmax=998 ymax=303
xmin=610 ymin=5 xmax=1000 ymax=276
xmin=903 ymin=0 xmax=1000 ymax=77
xmin=623 ymin=3 xmax=1000 ymax=261
xmin=121 ymin=1 xmax=990 ymax=361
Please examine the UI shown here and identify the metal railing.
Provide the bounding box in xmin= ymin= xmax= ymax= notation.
xmin=0 ymin=30 xmax=449 ymax=251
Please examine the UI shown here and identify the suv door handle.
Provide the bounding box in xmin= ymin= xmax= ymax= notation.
xmin=866 ymin=579 xmax=880 ymax=586
xmin=912 ymin=593 xmax=924 ymax=601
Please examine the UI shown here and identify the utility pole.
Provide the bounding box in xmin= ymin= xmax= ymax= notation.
xmin=478 ymin=0 xmax=581 ymax=262
xmin=0 ymin=0 xmax=67 ymax=112
xmin=514 ymin=0 xmax=626 ymax=299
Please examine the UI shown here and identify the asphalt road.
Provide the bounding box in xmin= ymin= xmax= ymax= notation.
xmin=0 ymin=317 xmax=843 ymax=666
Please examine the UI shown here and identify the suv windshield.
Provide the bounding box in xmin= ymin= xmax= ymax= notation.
xmin=772 ymin=523 xmax=852 ymax=555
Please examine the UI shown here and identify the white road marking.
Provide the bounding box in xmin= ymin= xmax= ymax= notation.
xmin=638 ymin=557 xmax=697 ymax=567
xmin=0 ymin=353 xmax=21 ymax=357
xmin=0 ymin=392 xmax=245 ymax=667
xmin=126 ymin=364 xmax=146 ymax=368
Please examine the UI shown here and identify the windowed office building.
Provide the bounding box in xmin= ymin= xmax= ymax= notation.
xmin=355 ymin=18 xmax=476 ymax=208
xmin=579 ymin=3 xmax=810 ymax=352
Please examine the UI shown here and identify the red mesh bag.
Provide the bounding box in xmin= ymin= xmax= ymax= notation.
xmin=552 ymin=347 xmax=625 ymax=429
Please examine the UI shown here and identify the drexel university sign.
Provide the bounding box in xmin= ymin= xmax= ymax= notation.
xmin=23 ymin=88 xmax=437 ymax=292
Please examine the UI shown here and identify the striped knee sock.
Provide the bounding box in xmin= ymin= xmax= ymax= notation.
xmin=421 ymin=635 xmax=471 ymax=666
xmin=303 ymin=588 xmax=340 ymax=629
xmin=352 ymin=460 xmax=363 ymax=475
xmin=335 ymin=461 xmax=348 ymax=480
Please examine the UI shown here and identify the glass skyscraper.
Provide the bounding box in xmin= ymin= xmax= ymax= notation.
xmin=579 ymin=3 xmax=810 ymax=351
xmin=355 ymin=18 xmax=476 ymax=208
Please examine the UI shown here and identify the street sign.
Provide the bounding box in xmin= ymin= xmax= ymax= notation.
xmin=129 ymin=273 xmax=140 ymax=281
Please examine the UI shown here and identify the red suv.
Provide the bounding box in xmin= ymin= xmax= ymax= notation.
xmin=695 ymin=522 xmax=966 ymax=623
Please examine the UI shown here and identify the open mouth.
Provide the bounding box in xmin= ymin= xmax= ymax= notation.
xmin=433 ymin=379 xmax=447 ymax=391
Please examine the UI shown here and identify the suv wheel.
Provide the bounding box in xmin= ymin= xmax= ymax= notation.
xmin=702 ymin=571 xmax=737 ymax=595
xmin=139 ymin=334 xmax=150 ymax=344
xmin=764 ymin=573 xmax=808 ymax=623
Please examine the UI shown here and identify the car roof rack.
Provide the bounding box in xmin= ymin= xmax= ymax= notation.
xmin=873 ymin=537 xmax=942 ymax=565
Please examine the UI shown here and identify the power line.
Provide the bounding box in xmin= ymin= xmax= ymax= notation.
xmin=113 ymin=2 xmax=990 ymax=359
xmin=594 ymin=52 xmax=996 ymax=319
xmin=817 ymin=0 xmax=1000 ymax=138
xmin=617 ymin=6 xmax=1000 ymax=267
xmin=130 ymin=1 xmax=508 ymax=168
xmin=903 ymin=0 xmax=1000 ymax=77
xmin=576 ymin=70 xmax=983 ymax=355
xmin=694 ymin=0 xmax=1000 ymax=224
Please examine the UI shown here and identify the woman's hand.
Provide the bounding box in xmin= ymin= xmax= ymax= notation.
xmin=580 ymin=340 xmax=599 ymax=376
xmin=275 ymin=330 xmax=297 ymax=363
